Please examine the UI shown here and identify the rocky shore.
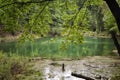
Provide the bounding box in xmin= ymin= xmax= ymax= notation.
xmin=28 ymin=56 xmax=120 ymax=80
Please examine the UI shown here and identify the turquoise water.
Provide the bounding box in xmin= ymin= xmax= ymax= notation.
xmin=0 ymin=37 xmax=116 ymax=58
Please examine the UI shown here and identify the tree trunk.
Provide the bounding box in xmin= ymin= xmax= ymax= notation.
xmin=110 ymin=31 xmax=120 ymax=55
xmin=104 ymin=0 xmax=120 ymax=56
xmin=104 ymin=0 xmax=120 ymax=31
xmin=97 ymin=7 xmax=104 ymax=32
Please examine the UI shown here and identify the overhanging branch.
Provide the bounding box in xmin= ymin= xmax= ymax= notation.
xmin=0 ymin=0 xmax=54 ymax=8
xmin=34 ymin=1 xmax=50 ymax=24
xmin=104 ymin=0 xmax=120 ymax=31
xmin=67 ymin=0 xmax=87 ymax=26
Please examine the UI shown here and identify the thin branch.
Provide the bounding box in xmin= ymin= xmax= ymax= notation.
xmin=29 ymin=1 xmax=50 ymax=33
xmin=74 ymin=0 xmax=87 ymax=19
xmin=67 ymin=0 xmax=87 ymax=26
xmin=0 ymin=0 xmax=53 ymax=8
xmin=34 ymin=1 xmax=50 ymax=22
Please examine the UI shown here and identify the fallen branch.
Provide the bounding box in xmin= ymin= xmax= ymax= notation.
xmin=71 ymin=72 xmax=94 ymax=80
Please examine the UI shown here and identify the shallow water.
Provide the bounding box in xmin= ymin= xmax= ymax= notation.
xmin=31 ymin=56 xmax=120 ymax=80
xmin=43 ymin=64 xmax=85 ymax=80
xmin=0 ymin=37 xmax=115 ymax=57
xmin=43 ymin=62 xmax=85 ymax=80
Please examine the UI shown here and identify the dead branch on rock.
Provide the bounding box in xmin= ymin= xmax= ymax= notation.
xmin=71 ymin=72 xmax=94 ymax=80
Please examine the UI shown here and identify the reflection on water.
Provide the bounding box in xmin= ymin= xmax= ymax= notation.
xmin=0 ymin=37 xmax=115 ymax=57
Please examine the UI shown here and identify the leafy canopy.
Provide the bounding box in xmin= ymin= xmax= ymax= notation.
xmin=0 ymin=0 xmax=119 ymax=43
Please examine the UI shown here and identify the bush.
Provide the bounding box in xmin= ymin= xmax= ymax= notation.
xmin=0 ymin=52 xmax=43 ymax=80
xmin=0 ymin=52 xmax=27 ymax=80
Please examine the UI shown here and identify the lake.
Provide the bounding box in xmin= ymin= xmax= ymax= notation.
xmin=0 ymin=37 xmax=116 ymax=58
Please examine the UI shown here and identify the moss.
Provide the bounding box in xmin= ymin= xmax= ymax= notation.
xmin=111 ymin=75 xmax=120 ymax=80
xmin=110 ymin=66 xmax=120 ymax=80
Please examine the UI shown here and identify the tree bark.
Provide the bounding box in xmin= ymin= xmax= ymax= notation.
xmin=104 ymin=0 xmax=120 ymax=31
xmin=110 ymin=31 xmax=120 ymax=55
xmin=104 ymin=0 xmax=120 ymax=56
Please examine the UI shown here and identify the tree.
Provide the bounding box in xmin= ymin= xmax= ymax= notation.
xmin=0 ymin=0 xmax=86 ymax=43
xmin=0 ymin=0 xmax=53 ymax=41
xmin=104 ymin=0 xmax=120 ymax=55
xmin=87 ymin=5 xmax=104 ymax=33
xmin=104 ymin=0 xmax=120 ymax=31
xmin=0 ymin=0 xmax=120 ymax=54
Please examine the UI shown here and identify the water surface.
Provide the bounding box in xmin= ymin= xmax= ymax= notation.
xmin=0 ymin=37 xmax=115 ymax=58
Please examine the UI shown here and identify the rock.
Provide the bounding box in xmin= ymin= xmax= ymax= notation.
xmin=28 ymin=57 xmax=42 ymax=62
xmin=95 ymin=75 xmax=101 ymax=79
xmin=49 ymin=62 xmax=61 ymax=66
xmin=112 ymin=50 xmax=119 ymax=56
xmin=112 ymin=50 xmax=118 ymax=53
xmin=28 ymin=56 xmax=120 ymax=80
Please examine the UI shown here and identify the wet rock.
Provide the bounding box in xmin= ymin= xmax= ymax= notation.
xmin=95 ymin=75 xmax=101 ymax=79
xmin=28 ymin=56 xmax=120 ymax=80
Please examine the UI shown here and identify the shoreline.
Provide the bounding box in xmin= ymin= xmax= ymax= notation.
xmin=0 ymin=32 xmax=112 ymax=43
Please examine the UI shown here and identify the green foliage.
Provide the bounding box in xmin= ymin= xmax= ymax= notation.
xmin=0 ymin=0 xmax=119 ymax=43
xmin=0 ymin=53 xmax=23 ymax=80
xmin=85 ymin=0 xmax=103 ymax=6
xmin=111 ymin=74 xmax=120 ymax=80
xmin=52 ymin=0 xmax=88 ymax=44
xmin=103 ymin=8 xmax=118 ymax=33
xmin=0 ymin=0 xmax=51 ymax=39
xmin=0 ymin=52 xmax=43 ymax=80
